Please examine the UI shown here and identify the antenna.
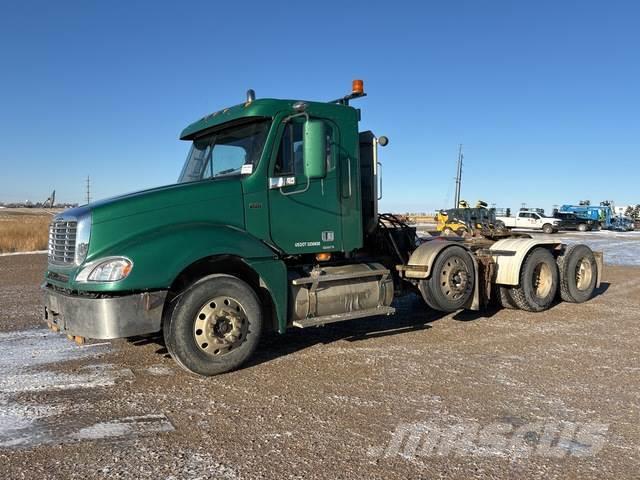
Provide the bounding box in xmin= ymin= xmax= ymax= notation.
xmin=86 ymin=176 xmax=91 ymax=204
xmin=453 ymin=144 xmax=463 ymax=208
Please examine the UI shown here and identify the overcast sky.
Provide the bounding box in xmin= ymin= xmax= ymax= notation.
xmin=1 ymin=0 xmax=638 ymax=213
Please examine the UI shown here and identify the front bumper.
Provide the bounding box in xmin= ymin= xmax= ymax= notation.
xmin=43 ymin=285 xmax=167 ymax=339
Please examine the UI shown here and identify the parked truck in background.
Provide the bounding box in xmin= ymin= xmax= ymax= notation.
xmin=43 ymin=81 xmax=603 ymax=376
xmin=496 ymin=209 xmax=562 ymax=234
xmin=552 ymin=210 xmax=595 ymax=232
xmin=560 ymin=204 xmax=613 ymax=230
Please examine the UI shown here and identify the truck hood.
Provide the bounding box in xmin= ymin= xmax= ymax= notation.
xmin=82 ymin=179 xmax=246 ymax=262
xmin=89 ymin=180 xmax=243 ymax=226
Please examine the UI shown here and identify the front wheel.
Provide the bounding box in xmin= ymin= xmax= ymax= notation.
xmin=542 ymin=223 xmax=554 ymax=234
xmin=577 ymin=223 xmax=588 ymax=232
xmin=164 ymin=274 xmax=263 ymax=376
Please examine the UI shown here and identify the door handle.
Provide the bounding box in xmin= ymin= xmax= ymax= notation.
xmin=280 ymin=176 xmax=310 ymax=196
xmin=346 ymin=159 xmax=352 ymax=198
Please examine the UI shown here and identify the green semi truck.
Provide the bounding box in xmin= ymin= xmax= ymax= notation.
xmin=43 ymin=81 xmax=603 ymax=376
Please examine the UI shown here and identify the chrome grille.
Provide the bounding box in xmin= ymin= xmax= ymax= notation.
xmin=48 ymin=220 xmax=77 ymax=265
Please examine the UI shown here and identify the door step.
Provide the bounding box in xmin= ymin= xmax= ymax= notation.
xmin=292 ymin=306 xmax=396 ymax=328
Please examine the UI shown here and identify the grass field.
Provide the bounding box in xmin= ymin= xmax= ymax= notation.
xmin=0 ymin=209 xmax=53 ymax=254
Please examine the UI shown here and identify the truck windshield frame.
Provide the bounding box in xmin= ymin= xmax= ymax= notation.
xmin=177 ymin=118 xmax=272 ymax=184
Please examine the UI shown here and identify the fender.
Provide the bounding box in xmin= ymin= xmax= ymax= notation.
xmin=74 ymin=223 xmax=279 ymax=292
xmin=404 ymin=239 xmax=466 ymax=279
xmin=490 ymin=238 xmax=562 ymax=286
xmin=67 ymin=222 xmax=290 ymax=335
xmin=404 ymin=239 xmax=483 ymax=310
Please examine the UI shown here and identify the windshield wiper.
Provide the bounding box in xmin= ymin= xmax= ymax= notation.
xmin=214 ymin=168 xmax=241 ymax=177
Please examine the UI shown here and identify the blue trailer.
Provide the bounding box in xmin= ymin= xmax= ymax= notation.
xmin=559 ymin=204 xmax=613 ymax=230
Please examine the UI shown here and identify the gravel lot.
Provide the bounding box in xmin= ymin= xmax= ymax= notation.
xmin=0 ymin=253 xmax=639 ymax=479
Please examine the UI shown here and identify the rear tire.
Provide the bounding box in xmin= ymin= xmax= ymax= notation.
xmin=509 ymin=248 xmax=559 ymax=312
xmin=419 ymin=246 xmax=475 ymax=312
xmin=577 ymin=223 xmax=587 ymax=232
xmin=542 ymin=223 xmax=554 ymax=234
xmin=164 ymin=274 xmax=262 ymax=376
xmin=557 ymin=244 xmax=597 ymax=303
xmin=498 ymin=286 xmax=519 ymax=309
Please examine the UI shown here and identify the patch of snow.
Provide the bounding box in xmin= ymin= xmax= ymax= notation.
xmin=70 ymin=414 xmax=174 ymax=441
xmin=0 ymin=328 xmax=170 ymax=449
xmin=555 ymin=231 xmax=640 ymax=266
xmin=144 ymin=364 xmax=174 ymax=376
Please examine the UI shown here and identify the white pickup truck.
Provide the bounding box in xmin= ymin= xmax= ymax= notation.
xmin=497 ymin=210 xmax=562 ymax=234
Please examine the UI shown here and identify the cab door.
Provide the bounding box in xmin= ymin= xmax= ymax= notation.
xmin=267 ymin=117 xmax=342 ymax=254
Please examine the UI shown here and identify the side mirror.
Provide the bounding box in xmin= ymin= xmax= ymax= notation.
xmin=303 ymin=120 xmax=327 ymax=179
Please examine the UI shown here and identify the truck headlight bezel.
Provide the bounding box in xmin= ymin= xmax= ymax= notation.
xmin=75 ymin=256 xmax=134 ymax=283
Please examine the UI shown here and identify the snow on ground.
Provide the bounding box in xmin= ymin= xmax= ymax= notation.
xmin=554 ymin=231 xmax=640 ymax=267
xmin=0 ymin=329 xmax=172 ymax=448
xmin=416 ymin=227 xmax=640 ymax=267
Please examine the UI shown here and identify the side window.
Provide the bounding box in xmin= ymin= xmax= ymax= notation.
xmin=324 ymin=124 xmax=334 ymax=171
xmin=275 ymin=122 xmax=303 ymax=176
xmin=274 ymin=120 xmax=334 ymax=176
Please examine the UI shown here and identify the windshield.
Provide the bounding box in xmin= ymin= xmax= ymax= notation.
xmin=178 ymin=119 xmax=271 ymax=183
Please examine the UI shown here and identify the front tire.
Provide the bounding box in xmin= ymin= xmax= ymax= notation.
xmin=542 ymin=223 xmax=554 ymax=234
xmin=164 ymin=274 xmax=263 ymax=376
xmin=509 ymin=248 xmax=559 ymax=312
xmin=577 ymin=223 xmax=588 ymax=232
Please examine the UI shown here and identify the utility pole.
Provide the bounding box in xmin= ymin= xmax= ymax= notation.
xmin=86 ymin=176 xmax=91 ymax=204
xmin=454 ymin=144 xmax=463 ymax=208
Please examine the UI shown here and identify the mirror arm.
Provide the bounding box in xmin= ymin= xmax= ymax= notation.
xmin=281 ymin=112 xmax=309 ymax=124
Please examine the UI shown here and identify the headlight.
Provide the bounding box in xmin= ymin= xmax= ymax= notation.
xmin=76 ymin=257 xmax=133 ymax=282
xmin=75 ymin=211 xmax=91 ymax=265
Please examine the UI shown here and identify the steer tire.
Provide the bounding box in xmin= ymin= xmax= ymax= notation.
xmin=419 ymin=246 xmax=475 ymax=312
xmin=498 ymin=286 xmax=519 ymax=309
xmin=164 ymin=274 xmax=262 ymax=376
xmin=509 ymin=248 xmax=559 ymax=312
xmin=557 ymin=244 xmax=598 ymax=303
xmin=542 ymin=223 xmax=554 ymax=234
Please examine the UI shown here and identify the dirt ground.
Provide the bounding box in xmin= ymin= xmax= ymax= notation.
xmin=0 ymin=254 xmax=639 ymax=479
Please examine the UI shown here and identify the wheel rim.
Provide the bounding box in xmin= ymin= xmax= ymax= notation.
xmin=193 ymin=296 xmax=249 ymax=356
xmin=575 ymin=258 xmax=593 ymax=291
xmin=532 ymin=262 xmax=552 ymax=298
xmin=439 ymin=256 xmax=470 ymax=300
